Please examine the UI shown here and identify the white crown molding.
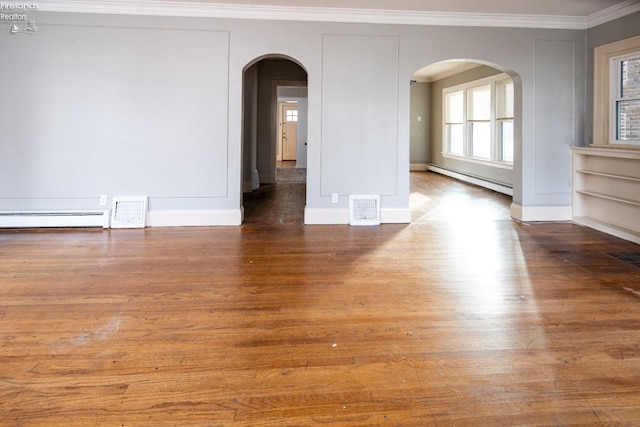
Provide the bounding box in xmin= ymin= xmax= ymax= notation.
xmin=37 ymin=0 xmax=591 ymax=29
xmin=587 ymin=0 xmax=640 ymax=29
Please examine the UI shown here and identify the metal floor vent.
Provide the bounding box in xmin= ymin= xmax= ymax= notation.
xmin=349 ymin=195 xmax=380 ymax=226
xmin=111 ymin=196 xmax=148 ymax=228
xmin=609 ymin=252 xmax=640 ymax=269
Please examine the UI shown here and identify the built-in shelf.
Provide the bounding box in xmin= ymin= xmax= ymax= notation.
xmin=576 ymin=169 xmax=640 ymax=183
xmin=572 ymin=146 xmax=640 ymax=245
xmin=576 ymin=190 xmax=640 ymax=207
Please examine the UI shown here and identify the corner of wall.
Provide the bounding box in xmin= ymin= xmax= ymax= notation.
xmin=510 ymin=203 xmax=572 ymax=222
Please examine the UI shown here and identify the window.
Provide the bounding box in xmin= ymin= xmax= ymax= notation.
xmin=444 ymin=90 xmax=464 ymax=155
xmin=286 ymin=109 xmax=298 ymax=122
xmin=468 ymin=84 xmax=491 ymax=159
xmin=611 ymin=53 xmax=640 ymax=144
xmin=443 ymin=74 xmax=514 ymax=167
xmin=496 ymin=79 xmax=514 ymax=162
xmin=593 ymin=35 xmax=640 ymax=146
xmin=442 ymin=76 xmax=514 ymax=164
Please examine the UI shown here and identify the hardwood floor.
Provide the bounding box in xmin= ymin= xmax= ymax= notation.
xmin=2 ymin=172 xmax=640 ymax=425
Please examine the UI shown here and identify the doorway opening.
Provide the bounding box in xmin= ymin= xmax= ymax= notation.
xmin=279 ymin=101 xmax=299 ymax=163
xmin=242 ymin=56 xmax=308 ymax=224
xmin=409 ymin=59 xmax=521 ymax=201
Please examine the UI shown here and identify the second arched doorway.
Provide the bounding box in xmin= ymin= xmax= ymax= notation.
xmin=410 ymin=59 xmax=521 ymax=200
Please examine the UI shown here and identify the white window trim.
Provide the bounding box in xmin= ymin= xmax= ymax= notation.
xmin=593 ymin=34 xmax=640 ymax=148
xmin=609 ymin=51 xmax=640 ymax=145
xmin=442 ymin=73 xmax=513 ymax=169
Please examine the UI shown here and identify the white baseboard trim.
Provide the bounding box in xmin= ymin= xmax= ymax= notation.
xmin=0 ymin=210 xmax=110 ymax=228
xmin=304 ymin=208 xmax=349 ymax=225
xmin=304 ymin=207 xmax=411 ymax=225
xmin=381 ymin=208 xmax=411 ymax=224
xmin=147 ymin=209 xmax=243 ymax=227
xmin=510 ymin=204 xmax=572 ymax=222
xmin=427 ymin=164 xmax=513 ymax=196
xmin=573 ymin=216 xmax=640 ymax=245
xmin=410 ymin=163 xmax=429 ymax=171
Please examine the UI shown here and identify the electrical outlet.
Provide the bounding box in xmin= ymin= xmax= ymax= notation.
xmin=99 ymin=195 xmax=107 ymax=206
xmin=331 ymin=193 xmax=339 ymax=203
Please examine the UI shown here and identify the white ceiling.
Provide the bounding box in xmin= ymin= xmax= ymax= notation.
xmin=167 ymin=0 xmax=634 ymax=17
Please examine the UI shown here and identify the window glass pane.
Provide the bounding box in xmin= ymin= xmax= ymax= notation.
xmin=286 ymin=110 xmax=298 ymax=122
xmin=501 ymin=120 xmax=514 ymax=162
xmin=445 ymin=91 xmax=463 ymax=123
xmin=468 ymin=84 xmax=491 ymax=121
xmin=471 ymin=122 xmax=491 ymax=159
xmin=447 ymin=124 xmax=464 ymax=155
xmin=621 ymin=58 xmax=640 ymax=98
xmin=617 ymin=99 xmax=640 ymax=140
xmin=496 ymin=79 xmax=514 ymax=119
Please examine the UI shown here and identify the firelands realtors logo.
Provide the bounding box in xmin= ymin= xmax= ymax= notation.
xmin=2 ymin=2 xmax=38 ymax=34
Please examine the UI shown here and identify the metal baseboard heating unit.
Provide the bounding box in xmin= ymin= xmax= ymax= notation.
xmin=0 ymin=211 xmax=110 ymax=228
xmin=111 ymin=196 xmax=148 ymax=229
xmin=349 ymin=195 xmax=380 ymax=226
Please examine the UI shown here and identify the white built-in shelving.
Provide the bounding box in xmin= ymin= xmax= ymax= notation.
xmin=571 ymin=146 xmax=640 ymax=245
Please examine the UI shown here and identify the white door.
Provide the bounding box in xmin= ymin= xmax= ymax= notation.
xmin=280 ymin=102 xmax=298 ymax=161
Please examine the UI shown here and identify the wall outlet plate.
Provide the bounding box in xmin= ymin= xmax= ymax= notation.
xmin=99 ymin=195 xmax=108 ymax=206
xmin=331 ymin=193 xmax=338 ymax=203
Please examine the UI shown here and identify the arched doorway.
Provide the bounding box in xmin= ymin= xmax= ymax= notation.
xmin=241 ymin=55 xmax=308 ymax=224
xmin=409 ymin=59 xmax=521 ymax=201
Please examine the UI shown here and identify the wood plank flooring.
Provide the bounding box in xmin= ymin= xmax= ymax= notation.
xmin=2 ymin=171 xmax=640 ymax=425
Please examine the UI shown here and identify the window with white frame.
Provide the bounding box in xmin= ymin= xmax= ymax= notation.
xmin=443 ymin=74 xmax=514 ymax=166
xmin=496 ymin=79 xmax=514 ymax=162
xmin=444 ymin=90 xmax=464 ymax=155
xmin=593 ymin=35 xmax=640 ymax=146
xmin=611 ymin=52 xmax=640 ymax=144
xmin=286 ymin=109 xmax=298 ymax=122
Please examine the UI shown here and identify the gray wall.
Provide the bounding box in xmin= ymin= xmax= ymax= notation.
xmin=296 ymin=98 xmax=309 ymax=169
xmin=1 ymin=20 xmax=231 ymax=212
xmin=320 ymin=34 xmax=399 ymax=196
xmin=243 ymin=63 xmax=259 ymax=193
xmin=586 ymin=11 xmax=640 ymax=146
xmin=429 ymin=65 xmax=512 ymax=187
xmin=409 ymin=82 xmax=430 ymax=166
xmin=402 ymin=26 xmax=584 ymax=209
xmin=0 ymin=10 xmax=588 ymax=223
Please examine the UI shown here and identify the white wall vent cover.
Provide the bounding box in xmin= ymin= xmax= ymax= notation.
xmin=111 ymin=196 xmax=148 ymax=228
xmin=349 ymin=195 xmax=380 ymax=226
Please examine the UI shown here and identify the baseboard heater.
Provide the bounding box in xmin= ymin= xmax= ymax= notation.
xmin=0 ymin=211 xmax=110 ymax=229
xmin=427 ymin=164 xmax=513 ymax=196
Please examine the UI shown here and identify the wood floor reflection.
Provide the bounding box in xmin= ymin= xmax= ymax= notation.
xmin=1 ymin=172 xmax=639 ymax=425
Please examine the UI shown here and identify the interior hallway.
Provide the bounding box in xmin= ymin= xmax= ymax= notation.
xmin=1 ymin=172 xmax=640 ymax=425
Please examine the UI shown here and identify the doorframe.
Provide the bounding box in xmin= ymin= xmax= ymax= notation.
xmin=269 ymin=80 xmax=307 ymax=184
xmin=277 ymin=101 xmax=299 ymax=162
